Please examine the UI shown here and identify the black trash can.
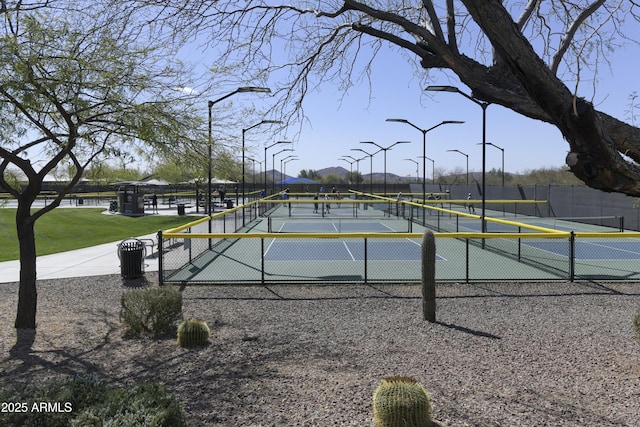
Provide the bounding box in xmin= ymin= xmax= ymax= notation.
xmin=77 ymin=197 xmax=84 ymax=205
xmin=118 ymin=238 xmax=145 ymax=279
xmin=177 ymin=203 xmax=186 ymax=215
xmin=225 ymin=199 xmax=233 ymax=209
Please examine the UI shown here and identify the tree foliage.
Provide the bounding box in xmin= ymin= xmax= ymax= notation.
xmin=298 ymin=169 xmax=321 ymax=180
xmin=141 ymin=0 xmax=640 ymax=196
xmin=0 ymin=0 xmax=203 ymax=329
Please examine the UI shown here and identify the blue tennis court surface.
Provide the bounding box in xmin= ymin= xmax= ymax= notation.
xmin=276 ymin=221 xmax=400 ymax=233
xmin=264 ymin=239 xmax=445 ymax=261
xmin=524 ymin=240 xmax=640 ymax=259
xmin=458 ymin=221 xmax=581 ymax=232
xmin=458 ymin=219 xmax=621 ymax=233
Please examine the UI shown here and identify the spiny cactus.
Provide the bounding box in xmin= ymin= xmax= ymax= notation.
xmin=177 ymin=318 xmax=210 ymax=347
xmin=422 ymin=230 xmax=436 ymax=322
xmin=634 ymin=307 xmax=640 ymax=343
xmin=373 ymin=376 xmax=431 ymax=427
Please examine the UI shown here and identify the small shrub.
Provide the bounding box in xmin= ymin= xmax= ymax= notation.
xmin=120 ymin=286 xmax=183 ymax=337
xmin=177 ymin=318 xmax=210 ymax=347
xmin=73 ymin=382 xmax=186 ymax=427
xmin=0 ymin=375 xmax=185 ymax=427
xmin=0 ymin=374 xmax=107 ymax=427
xmin=373 ymin=376 xmax=431 ymax=427
xmin=634 ymin=307 xmax=640 ymax=342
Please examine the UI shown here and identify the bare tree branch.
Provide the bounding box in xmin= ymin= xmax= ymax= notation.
xmin=550 ymin=0 xmax=606 ymax=74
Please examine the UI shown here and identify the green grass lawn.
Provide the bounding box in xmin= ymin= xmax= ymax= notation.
xmin=0 ymin=208 xmax=202 ymax=262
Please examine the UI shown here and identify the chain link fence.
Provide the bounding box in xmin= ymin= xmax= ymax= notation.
xmin=159 ymin=196 xmax=640 ymax=284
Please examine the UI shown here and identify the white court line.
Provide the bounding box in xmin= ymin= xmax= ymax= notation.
xmin=342 ymin=241 xmax=356 ymax=261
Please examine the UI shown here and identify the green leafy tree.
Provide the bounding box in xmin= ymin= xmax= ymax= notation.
xmin=85 ymin=162 xmax=144 ymax=185
xmin=321 ymin=173 xmax=343 ymax=185
xmin=0 ymin=1 xmax=202 ymax=330
xmin=347 ymin=170 xmax=363 ymax=185
xmin=298 ymin=169 xmax=321 ymax=180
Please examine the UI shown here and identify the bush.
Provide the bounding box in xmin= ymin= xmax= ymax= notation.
xmin=634 ymin=307 xmax=640 ymax=342
xmin=72 ymin=383 xmax=186 ymax=427
xmin=0 ymin=374 xmax=106 ymax=427
xmin=120 ymin=286 xmax=183 ymax=337
xmin=0 ymin=375 xmax=185 ymax=427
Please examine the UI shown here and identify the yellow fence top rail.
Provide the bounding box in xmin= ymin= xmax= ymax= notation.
xmin=162 ymin=231 xmax=572 ymax=240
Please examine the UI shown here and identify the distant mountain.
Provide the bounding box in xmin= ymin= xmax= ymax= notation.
xmin=317 ymin=166 xmax=349 ymax=177
xmin=316 ymin=166 xmax=412 ymax=182
xmin=263 ymin=170 xmax=290 ymax=181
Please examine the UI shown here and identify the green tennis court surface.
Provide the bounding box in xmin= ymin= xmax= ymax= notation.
xmin=160 ymin=196 xmax=640 ymax=284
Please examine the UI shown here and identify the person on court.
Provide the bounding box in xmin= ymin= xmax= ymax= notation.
xmin=467 ymin=192 xmax=475 ymax=213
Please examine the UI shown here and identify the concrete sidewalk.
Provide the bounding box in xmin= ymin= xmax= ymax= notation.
xmin=0 ymin=202 xmax=208 ymax=284
xmin=0 ymin=234 xmax=160 ymax=284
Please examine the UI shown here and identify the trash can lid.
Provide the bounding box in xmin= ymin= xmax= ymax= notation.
xmin=118 ymin=238 xmax=145 ymax=250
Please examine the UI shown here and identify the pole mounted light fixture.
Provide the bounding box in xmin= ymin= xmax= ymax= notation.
xmin=478 ymin=142 xmax=505 ymax=186
xmin=283 ymin=157 xmax=298 ymax=181
xmin=241 ymin=119 xmax=282 ymax=224
xmin=208 ymin=86 xmax=271 ymax=235
xmin=264 ymin=141 xmax=292 ymax=195
xmin=342 ymin=155 xmax=363 ymax=190
xmin=423 ymin=85 xmax=459 ymax=93
xmin=404 ymin=158 xmax=420 ymax=183
xmin=351 ymin=147 xmax=379 ymax=194
xmin=422 ymin=156 xmax=436 ymax=184
xmin=272 ymin=147 xmax=294 ymax=193
xmin=426 ymin=85 xmax=490 ymax=238
xmin=447 ymin=149 xmax=469 ymax=185
xmin=361 ymin=141 xmax=410 ymax=196
xmin=386 ymin=118 xmax=463 ymax=221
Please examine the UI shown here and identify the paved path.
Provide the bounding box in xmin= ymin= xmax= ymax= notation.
xmin=0 ymin=234 xmax=159 ymax=283
xmin=0 ymin=202 xmax=206 ymax=283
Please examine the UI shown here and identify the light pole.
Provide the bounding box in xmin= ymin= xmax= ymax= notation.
xmin=480 ymin=142 xmax=505 ymax=186
xmin=208 ymin=87 xmax=271 ymax=224
xmin=272 ymin=148 xmax=294 ymax=193
xmin=423 ymin=156 xmax=435 ymax=183
xmin=247 ymin=157 xmax=263 ymax=188
xmin=404 ymin=159 xmax=419 ymax=183
xmin=242 ymin=119 xmax=282 ymax=208
xmin=281 ymin=155 xmax=297 ymax=181
xmin=426 ymin=85 xmax=490 ymax=234
xmin=339 ymin=157 xmax=355 ymax=186
xmin=447 ymin=149 xmax=469 ymax=185
xmin=351 ymin=148 xmax=379 ymax=194
xmin=386 ymin=119 xmax=464 ymax=212
xmin=343 ymin=155 xmax=364 ymax=191
xmin=361 ymin=141 xmax=410 ymax=196
xmin=283 ymin=157 xmax=298 ymax=181
xmin=264 ymin=141 xmax=291 ymax=195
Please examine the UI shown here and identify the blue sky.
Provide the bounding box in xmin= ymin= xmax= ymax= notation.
xmin=206 ymin=17 xmax=639 ymax=181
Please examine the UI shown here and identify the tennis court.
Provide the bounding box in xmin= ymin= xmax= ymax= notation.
xmin=158 ymin=193 xmax=640 ymax=284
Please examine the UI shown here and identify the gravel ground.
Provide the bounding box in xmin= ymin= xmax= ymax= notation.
xmin=1 ymin=274 xmax=640 ymax=426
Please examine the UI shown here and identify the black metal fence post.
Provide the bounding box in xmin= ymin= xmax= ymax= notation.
xmin=364 ymin=237 xmax=368 ymax=284
xmin=261 ymin=237 xmax=265 ymax=284
xmin=158 ymin=230 xmax=164 ymax=286
xmin=569 ymin=231 xmax=575 ymax=282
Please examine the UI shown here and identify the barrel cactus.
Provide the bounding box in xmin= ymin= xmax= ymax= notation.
xmin=177 ymin=318 xmax=210 ymax=347
xmin=373 ymin=376 xmax=431 ymax=427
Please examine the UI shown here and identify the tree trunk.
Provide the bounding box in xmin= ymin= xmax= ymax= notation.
xmin=14 ymin=205 xmax=38 ymax=330
xmin=459 ymin=0 xmax=640 ymax=195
